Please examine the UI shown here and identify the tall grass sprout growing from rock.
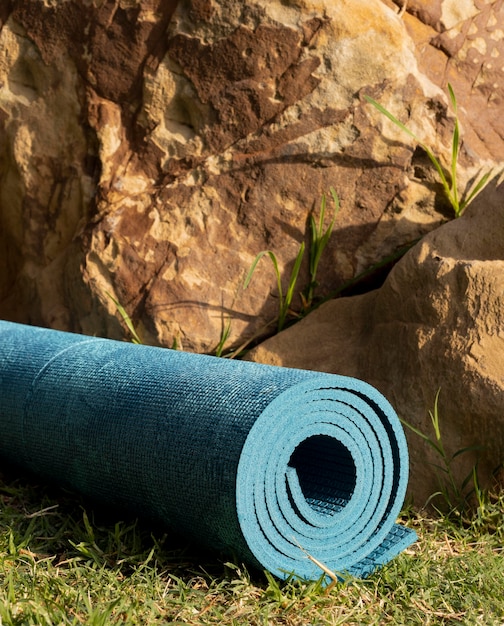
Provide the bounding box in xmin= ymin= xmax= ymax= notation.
xmin=106 ymin=292 xmax=142 ymax=345
xmin=244 ymin=189 xmax=339 ymax=332
xmin=365 ymin=84 xmax=492 ymax=218
xmin=303 ymin=187 xmax=340 ymax=310
xmin=214 ymin=313 xmax=232 ymax=357
xmin=244 ymin=245 xmax=305 ymax=333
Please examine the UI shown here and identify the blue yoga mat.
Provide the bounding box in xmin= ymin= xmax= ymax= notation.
xmin=0 ymin=320 xmax=415 ymax=580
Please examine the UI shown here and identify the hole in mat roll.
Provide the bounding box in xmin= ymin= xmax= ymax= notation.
xmin=288 ymin=435 xmax=357 ymax=518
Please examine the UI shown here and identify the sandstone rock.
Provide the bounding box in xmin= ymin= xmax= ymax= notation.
xmin=0 ymin=0 xmax=503 ymax=353
xmin=247 ymin=180 xmax=504 ymax=505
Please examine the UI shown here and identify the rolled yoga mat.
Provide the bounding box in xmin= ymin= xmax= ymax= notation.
xmin=0 ymin=320 xmax=416 ymax=580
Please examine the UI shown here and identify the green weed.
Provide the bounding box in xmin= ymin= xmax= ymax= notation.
xmin=303 ymin=187 xmax=340 ymax=311
xmin=214 ymin=314 xmax=232 ymax=358
xmin=244 ymin=188 xmax=339 ymax=333
xmin=106 ymin=292 xmax=142 ymax=345
xmin=106 ymin=292 xmax=186 ymax=351
xmin=401 ymin=389 xmax=482 ymax=515
xmin=243 ymin=244 xmax=306 ymax=333
xmin=365 ymin=84 xmax=492 ymax=218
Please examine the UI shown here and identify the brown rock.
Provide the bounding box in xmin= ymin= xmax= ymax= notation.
xmin=399 ymin=0 xmax=504 ymax=161
xmin=0 ymin=0 xmax=503 ymax=353
xmin=247 ymin=180 xmax=504 ymax=505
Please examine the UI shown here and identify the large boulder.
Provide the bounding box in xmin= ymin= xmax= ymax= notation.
xmin=247 ymin=181 xmax=504 ymax=505
xmin=1 ymin=0 xmax=502 ymax=351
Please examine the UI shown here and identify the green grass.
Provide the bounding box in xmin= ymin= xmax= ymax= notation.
xmin=303 ymin=187 xmax=340 ymax=311
xmin=243 ymin=188 xmax=340 ymax=334
xmin=106 ymin=292 xmax=142 ymax=345
xmin=401 ymin=389 xmax=484 ymax=516
xmin=364 ymin=84 xmax=492 ymax=218
xmin=243 ymin=245 xmax=306 ymax=333
xmin=1 ymin=466 xmax=503 ymax=625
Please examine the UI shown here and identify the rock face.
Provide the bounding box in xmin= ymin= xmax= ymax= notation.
xmin=1 ymin=0 xmax=503 ymax=353
xmin=248 ymin=181 xmax=504 ymax=505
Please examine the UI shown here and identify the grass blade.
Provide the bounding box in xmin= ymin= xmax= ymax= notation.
xmin=399 ymin=417 xmax=444 ymax=458
xmin=421 ymin=146 xmax=452 ymax=199
xmin=285 ymin=243 xmax=305 ymax=306
xmin=364 ymin=95 xmax=419 ymax=142
xmin=365 ymin=95 xmax=453 ymax=207
xmin=309 ymin=194 xmax=326 ymax=278
xmin=319 ymin=188 xmax=339 ymax=250
xmin=214 ymin=316 xmax=232 ymax=358
xmin=106 ymin=291 xmax=142 ymax=344
xmin=365 ymin=85 xmax=493 ymax=218
xmin=243 ymin=250 xmax=283 ymax=303
xmin=448 ymin=84 xmax=460 ymax=212
xmin=306 ymin=188 xmax=340 ymax=310
xmin=312 ymin=189 xmax=339 ymax=276
xmin=461 ymin=169 xmax=493 ymax=213
xmin=280 ymin=242 xmax=305 ymax=331
xmin=429 ymin=388 xmax=443 ymax=443
xmin=447 ymin=83 xmax=457 ymax=113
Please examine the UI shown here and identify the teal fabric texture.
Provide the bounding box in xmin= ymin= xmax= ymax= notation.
xmin=0 ymin=320 xmax=416 ymax=580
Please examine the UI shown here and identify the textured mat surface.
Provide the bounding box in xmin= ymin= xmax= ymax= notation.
xmin=0 ymin=320 xmax=416 ymax=580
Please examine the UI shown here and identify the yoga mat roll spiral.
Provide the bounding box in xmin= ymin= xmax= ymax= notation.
xmin=0 ymin=320 xmax=416 ymax=580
